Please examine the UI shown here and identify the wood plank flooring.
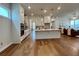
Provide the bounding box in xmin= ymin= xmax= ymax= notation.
xmin=0 ymin=35 xmax=79 ymax=56
xmin=35 ymin=36 xmax=79 ymax=56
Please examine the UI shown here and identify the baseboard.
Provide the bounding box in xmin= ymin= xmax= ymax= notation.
xmin=20 ymin=32 xmax=30 ymax=42
xmin=0 ymin=42 xmax=13 ymax=52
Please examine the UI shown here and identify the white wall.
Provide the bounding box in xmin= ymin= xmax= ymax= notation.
xmin=57 ymin=8 xmax=79 ymax=29
xmin=19 ymin=5 xmax=24 ymax=23
xmin=0 ymin=16 xmax=12 ymax=51
xmin=11 ymin=4 xmax=21 ymax=43
xmin=0 ymin=3 xmax=27 ymax=52
xmin=55 ymin=17 xmax=71 ymax=29
xmin=0 ymin=3 xmax=12 ymax=51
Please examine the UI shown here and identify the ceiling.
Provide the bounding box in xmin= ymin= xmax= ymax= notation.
xmin=21 ymin=3 xmax=79 ymax=17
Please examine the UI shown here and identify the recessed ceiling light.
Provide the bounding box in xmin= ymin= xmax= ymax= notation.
xmin=57 ymin=6 xmax=61 ymax=10
xmin=44 ymin=9 xmax=47 ymax=13
xmin=28 ymin=6 xmax=31 ymax=10
xmin=51 ymin=18 xmax=55 ymax=21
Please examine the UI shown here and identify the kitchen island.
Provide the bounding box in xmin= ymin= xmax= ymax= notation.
xmin=35 ymin=29 xmax=61 ymax=39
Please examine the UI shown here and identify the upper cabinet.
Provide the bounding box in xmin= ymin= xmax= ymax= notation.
xmin=35 ymin=17 xmax=44 ymax=26
xmin=44 ymin=16 xmax=51 ymax=23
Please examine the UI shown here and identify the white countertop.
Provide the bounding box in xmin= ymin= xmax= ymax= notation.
xmin=35 ymin=29 xmax=60 ymax=32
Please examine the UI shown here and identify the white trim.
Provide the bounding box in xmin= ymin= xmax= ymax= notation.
xmin=20 ymin=29 xmax=31 ymax=42
xmin=0 ymin=42 xmax=13 ymax=52
xmin=20 ymin=32 xmax=30 ymax=42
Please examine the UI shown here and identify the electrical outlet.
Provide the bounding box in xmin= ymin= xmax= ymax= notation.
xmin=0 ymin=42 xmax=3 ymax=46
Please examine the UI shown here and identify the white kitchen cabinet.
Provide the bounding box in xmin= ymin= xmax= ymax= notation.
xmin=44 ymin=16 xmax=51 ymax=23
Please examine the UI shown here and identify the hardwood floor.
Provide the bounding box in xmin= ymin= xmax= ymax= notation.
xmin=0 ymin=35 xmax=79 ymax=56
xmin=11 ymin=36 xmax=35 ymax=56
xmin=0 ymin=44 xmax=19 ymax=56
xmin=35 ymin=36 xmax=79 ymax=56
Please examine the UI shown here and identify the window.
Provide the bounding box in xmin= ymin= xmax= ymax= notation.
xmin=71 ymin=20 xmax=74 ymax=28
xmin=0 ymin=7 xmax=8 ymax=17
xmin=75 ymin=19 xmax=79 ymax=29
xmin=70 ymin=19 xmax=79 ymax=30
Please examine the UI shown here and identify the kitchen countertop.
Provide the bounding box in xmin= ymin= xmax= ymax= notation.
xmin=35 ymin=29 xmax=60 ymax=32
